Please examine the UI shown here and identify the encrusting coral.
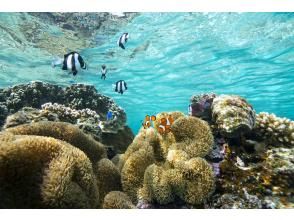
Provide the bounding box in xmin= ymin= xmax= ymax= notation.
xmin=0 ymin=134 xmax=99 ymax=208
xmin=95 ymin=158 xmax=122 ymax=205
xmin=211 ymin=95 xmax=256 ymax=138
xmin=5 ymin=121 xmax=107 ymax=163
xmin=253 ymin=112 xmax=294 ymax=147
xmin=102 ymin=191 xmax=135 ymax=209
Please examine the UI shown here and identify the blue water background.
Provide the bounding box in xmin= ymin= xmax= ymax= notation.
xmin=0 ymin=13 xmax=293 ymax=134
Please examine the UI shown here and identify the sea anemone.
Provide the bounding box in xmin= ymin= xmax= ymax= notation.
xmin=171 ymin=116 xmax=214 ymax=158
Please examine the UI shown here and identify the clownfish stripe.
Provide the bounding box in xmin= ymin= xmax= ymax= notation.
xmin=159 ymin=125 xmax=165 ymax=131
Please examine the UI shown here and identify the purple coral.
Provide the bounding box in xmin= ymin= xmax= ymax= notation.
xmin=190 ymin=93 xmax=216 ymax=121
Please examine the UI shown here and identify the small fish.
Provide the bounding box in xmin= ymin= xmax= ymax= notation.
xmin=157 ymin=115 xmax=174 ymax=134
xmin=114 ymin=80 xmax=128 ymax=95
xmin=51 ymin=57 xmax=64 ymax=68
xmin=61 ymin=51 xmax=87 ymax=76
xmin=236 ymin=156 xmax=245 ymax=167
xmin=130 ymin=40 xmax=150 ymax=59
xmin=188 ymin=104 xmax=192 ymax=116
xmin=235 ymin=156 xmax=251 ymax=170
xmin=101 ymin=64 xmax=107 ymax=80
xmin=142 ymin=115 xmax=156 ymax=129
xmin=106 ymin=111 xmax=113 ymax=121
xmin=117 ymin=33 xmax=129 ymax=50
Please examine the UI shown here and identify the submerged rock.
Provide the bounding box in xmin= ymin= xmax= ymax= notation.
xmin=211 ymin=95 xmax=256 ymax=138
xmin=5 ymin=13 xmax=138 ymax=55
xmin=207 ymin=192 xmax=262 ymax=209
xmin=0 ymin=81 xmax=134 ymax=155
xmin=190 ymin=93 xmax=216 ymax=120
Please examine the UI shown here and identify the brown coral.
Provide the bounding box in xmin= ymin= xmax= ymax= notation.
xmin=102 ymin=191 xmax=135 ymax=209
xmin=0 ymin=134 xmax=99 ymax=208
xmin=171 ymin=116 xmax=214 ymax=158
xmin=138 ymin=164 xmax=174 ymax=205
xmin=5 ymin=121 xmax=107 ymax=163
xmin=172 ymin=157 xmax=215 ymax=205
xmin=121 ymin=145 xmax=155 ymax=203
xmin=138 ymin=157 xmax=215 ymax=206
xmin=120 ymin=112 xmax=216 ymax=206
xmin=95 ymin=158 xmax=122 ymax=204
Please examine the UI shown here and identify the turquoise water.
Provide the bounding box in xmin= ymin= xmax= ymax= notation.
xmin=0 ymin=13 xmax=294 ymax=134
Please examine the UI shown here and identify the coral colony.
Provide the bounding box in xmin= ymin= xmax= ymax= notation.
xmin=0 ymin=82 xmax=293 ymax=208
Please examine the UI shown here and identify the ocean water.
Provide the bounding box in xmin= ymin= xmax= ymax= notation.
xmin=0 ymin=12 xmax=293 ymax=134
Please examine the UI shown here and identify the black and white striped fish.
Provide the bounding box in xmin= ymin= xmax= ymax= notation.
xmin=62 ymin=52 xmax=87 ymax=76
xmin=115 ymin=80 xmax=128 ymax=94
xmin=117 ymin=33 xmax=129 ymax=50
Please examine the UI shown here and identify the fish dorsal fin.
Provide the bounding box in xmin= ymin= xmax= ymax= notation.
xmin=168 ymin=115 xmax=174 ymax=124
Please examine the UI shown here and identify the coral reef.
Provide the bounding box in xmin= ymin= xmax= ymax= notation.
xmin=208 ymin=143 xmax=294 ymax=209
xmin=0 ymin=134 xmax=99 ymax=208
xmin=190 ymin=93 xmax=216 ymax=120
xmin=206 ymin=192 xmax=262 ymax=209
xmin=0 ymin=82 xmax=134 ymax=156
xmin=5 ymin=121 xmax=107 ymax=163
xmin=211 ymin=95 xmax=256 ymax=138
xmin=0 ymin=86 xmax=293 ymax=208
xmin=0 ymin=81 xmax=64 ymax=118
xmin=102 ymin=191 xmax=135 ymax=209
xmin=253 ymin=112 xmax=294 ymax=147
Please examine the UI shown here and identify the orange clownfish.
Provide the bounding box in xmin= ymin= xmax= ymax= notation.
xmin=157 ymin=115 xmax=174 ymax=134
xmin=142 ymin=115 xmax=156 ymax=129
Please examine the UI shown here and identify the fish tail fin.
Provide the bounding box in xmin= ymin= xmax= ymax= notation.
xmin=51 ymin=57 xmax=63 ymax=68
xmin=119 ymin=42 xmax=125 ymax=49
